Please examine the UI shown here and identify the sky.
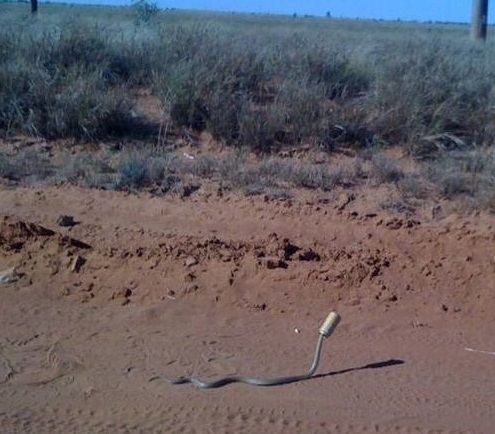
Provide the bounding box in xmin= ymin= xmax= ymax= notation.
xmin=159 ymin=0 xmax=476 ymax=23
xmin=47 ymin=0 xmax=495 ymax=24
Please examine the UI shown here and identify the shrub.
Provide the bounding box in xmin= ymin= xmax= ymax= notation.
xmin=424 ymin=150 xmax=495 ymax=202
xmin=288 ymin=36 xmax=371 ymax=99
xmin=132 ymin=0 xmax=159 ymax=26
xmin=153 ymin=23 xmax=369 ymax=152
xmin=115 ymin=147 xmax=176 ymax=190
xmin=291 ymin=164 xmax=333 ymax=190
xmin=0 ymin=152 xmax=19 ymax=180
xmin=25 ymin=66 xmax=134 ymax=140
xmin=4 ymin=4 xmax=495 ymax=167
xmin=369 ymin=37 xmax=495 ymax=146
xmin=0 ymin=23 xmax=137 ymax=140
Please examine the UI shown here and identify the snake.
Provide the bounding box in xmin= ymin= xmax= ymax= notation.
xmin=150 ymin=311 xmax=341 ymax=389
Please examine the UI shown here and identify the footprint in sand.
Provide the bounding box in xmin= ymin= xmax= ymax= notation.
xmin=9 ymin=342 xmax=84 ymax=386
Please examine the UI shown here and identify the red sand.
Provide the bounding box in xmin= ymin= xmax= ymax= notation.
xmin=1 ymin=184 xmax=494 ymax=433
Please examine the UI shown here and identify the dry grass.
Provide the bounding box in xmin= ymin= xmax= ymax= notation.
xmin=1 ymin=3 xmax=495 ymax=212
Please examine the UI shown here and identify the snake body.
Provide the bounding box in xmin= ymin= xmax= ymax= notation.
xmin=153 ymin=333 xmax=326 ymax=388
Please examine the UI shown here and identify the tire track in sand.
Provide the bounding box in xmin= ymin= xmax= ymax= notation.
xmin=0 ymin=405 xmax=473 ymax=434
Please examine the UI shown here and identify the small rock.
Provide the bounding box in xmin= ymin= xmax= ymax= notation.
xmin=70 ymin=255 xmax=86 ymax=273
xmin=257 ymin=257 xmax=288 ymax=269
xmin=0 ymin=267 xmax=20 ymax=284
xmin=412 ymin=320 xmax=428 ymax=328
xmin=57 ymin=215 xmax=76 ymax=227
xmin=184 ymin=256 xmax=198 ymax=267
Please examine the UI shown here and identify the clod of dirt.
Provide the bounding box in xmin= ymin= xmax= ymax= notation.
xmin=257 ymin=257 xmax=288 ymax=269
xmin=183 ymin=284 xmax=199 ymax=294
xmin=60 ymin=237 xmax=92 ymax=250
xmin=256 ymin=233 xmax=319 ymax=263
xmin=180 ymin=183 xmax=201 ymax=198
xmin=297 ymin=248 xmax=320 ymax=261
xmin=0 ymin=217 xmax=54 ymax=250
xmin=0 ymin=216 xmax=91 ymax=251
xmin=110 ymin=287 xmax=132 ymax=305
xmin=336 ymin=193 xmax=356 ymax=211
xmin=183 ymin=272 xmax=196 ymax=282
xmin=280 ymin=238 xmax=300 ymax=260
xmin=385 ymin=218 xmax=420 ymax=230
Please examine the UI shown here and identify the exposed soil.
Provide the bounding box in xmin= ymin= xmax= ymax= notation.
xmin=0 ymin=182 xmax=494 ymax=433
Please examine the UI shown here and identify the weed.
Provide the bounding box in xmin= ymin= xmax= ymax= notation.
xmin=0 ymin=152 xmax=18 ymax=181
xmin=0 ymin=149 xmax=52 ymax=182
xmin=370 ymin=154 xmax=404 ymax=185
xmin=191 ymin=155 xmax=217 ymax=178
xmin=425 ymin=153 xmax=482 ymax=200
xmin=117 ymin=159 xmax=149 ymax=189
xmin=381 ymin=200 xmax=416 ymax=216
xmin=291 ymin=164 xmax=332 ymax=190
xmin=397 ymin=173 xmax=428 ymax=199
xmin=243 ymin=183 xmax=267 ymax=196
xmin=115 ymin=147 xmax=171 ymax=190
xmin=60 ymin=154 xmax=116 ymax=189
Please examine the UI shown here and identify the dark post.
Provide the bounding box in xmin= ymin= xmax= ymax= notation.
xmin=471 ymin=0 xmax=489 ymax=41
xmin=31 ymin=0 xmax=38 ymax=14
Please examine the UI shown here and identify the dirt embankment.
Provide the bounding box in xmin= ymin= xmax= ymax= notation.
xmin=0 ymin=184 xmax=494 ymax=433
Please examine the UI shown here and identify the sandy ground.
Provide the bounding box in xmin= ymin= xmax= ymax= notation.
xmin=0 ymin=183 xmax=494 ymax=433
